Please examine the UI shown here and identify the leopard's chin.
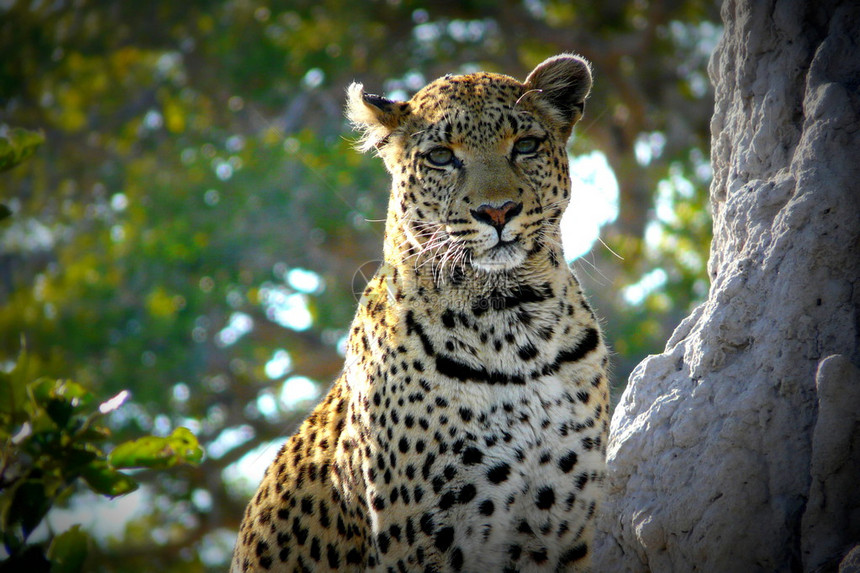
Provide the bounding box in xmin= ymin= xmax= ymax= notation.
xmin=471 ymin=242 xmax=528 ymax=273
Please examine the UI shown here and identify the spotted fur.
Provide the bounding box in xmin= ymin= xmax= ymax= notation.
xmin=232 ymin=54 xmax=609 ymax=573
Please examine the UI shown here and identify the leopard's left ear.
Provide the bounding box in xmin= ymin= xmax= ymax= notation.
xmin=346 ymin=83 xmax=411 ymax=153
xmin=524 ymin=54 xmax=592 ymax=134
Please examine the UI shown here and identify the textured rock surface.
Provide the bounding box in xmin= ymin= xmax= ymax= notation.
xmin=593 ymin=1 xmax=860 ymax=571
xmin=841 ymin=545 xmax=860 ymax=573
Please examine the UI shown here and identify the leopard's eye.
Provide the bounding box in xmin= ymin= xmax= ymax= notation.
xmin=513 ymin=137 xmax=540 ymax=155
xmin=426 ymin=147 xmax=455 ymax=167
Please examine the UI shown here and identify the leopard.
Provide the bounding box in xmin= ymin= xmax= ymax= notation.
xmin=232 ymin=53 xmax=610 ymax=573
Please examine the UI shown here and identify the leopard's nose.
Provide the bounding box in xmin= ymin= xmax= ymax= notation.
xmin=470 ymin=201 xmax=523 ymax=231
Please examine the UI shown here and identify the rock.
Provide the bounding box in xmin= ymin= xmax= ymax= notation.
xmin=840 ymin=545 xmax=860 ymax=573
xmin=802 ymin=357 xmax=860 ymax=571
xmin=593 ymin=1 xmax=860 ymax=571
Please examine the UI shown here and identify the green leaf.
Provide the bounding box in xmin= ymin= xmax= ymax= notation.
xmin=4 ymin=480 xmax=51 ymax=541
xmin=0 ymin=374 xmax=18 ymax=417
xmin=109 ymin=426 xmax=204 ymax=470
xmin=28 ymin=378 xmax=92 ymax=407
xmin=27 ymin=379 xmax=93 ymax=429
xmin=0 ymin=345 xmax=30 ymax=419
xmin=29 ymin=408 xmax=60 ymax=435
xmin=44 ymin=399 xmax=74 ymax=430
xmin=0 ymin=127 xmax=45 ymax=172
xmin=48 ymin=525 xmax=89 ymax=573
xmin=60 ymin=445 xmax=102 ymax=476
xmin=80 ymin=461 xmax=138 ymax=497
xmin=1 ymin=516 xmax=24 ymax=555
xmin=0 ymin=203 xmax=10 ymax=222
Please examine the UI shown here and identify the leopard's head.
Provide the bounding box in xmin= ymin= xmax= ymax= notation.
xmin=348 ymin=54 xmax=592 ymax=277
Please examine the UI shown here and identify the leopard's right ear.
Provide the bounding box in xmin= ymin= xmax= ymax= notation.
xmin=346 ymin=83 xmax=410 ymax=153
xmin=523 ymin=54 xmax=592 ymax=135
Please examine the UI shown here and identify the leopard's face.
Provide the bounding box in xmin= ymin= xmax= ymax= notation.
xmin=391 ymin=76 xmax=573 ymax=274
xmin=348 ymin=61 xmax=591 ymax=279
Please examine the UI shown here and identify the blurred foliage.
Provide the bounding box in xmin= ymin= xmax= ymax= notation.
xmin=1 ymin=0 xmax=718 ymax=569
xmin=0 ymin=346 xmax=203 ymax=572
xmin=0 ymin=127 xmax=44 ymax=173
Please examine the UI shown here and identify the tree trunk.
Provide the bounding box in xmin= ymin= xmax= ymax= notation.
xmin=593 ymin=1 xmax=860 ymax=572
